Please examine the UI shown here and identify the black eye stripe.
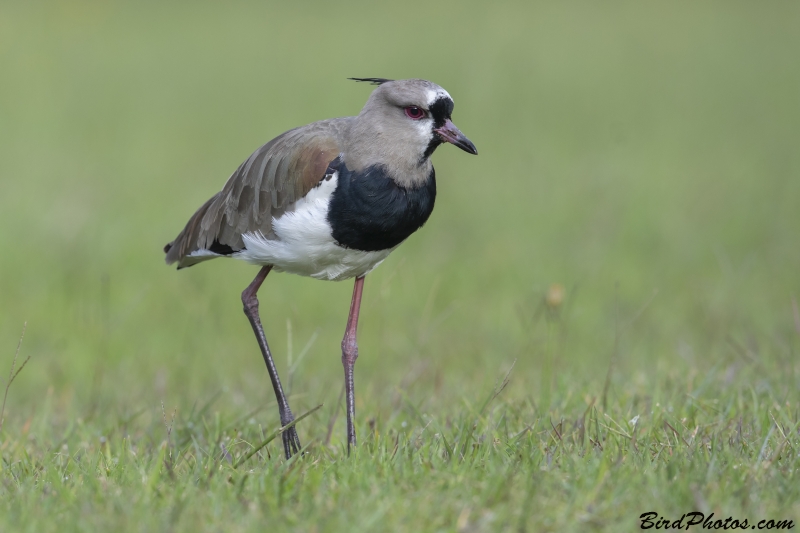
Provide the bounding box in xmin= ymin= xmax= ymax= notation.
xmin=428 ymin=97 xmax=454 ymax=128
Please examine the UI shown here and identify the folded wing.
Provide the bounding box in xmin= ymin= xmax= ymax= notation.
xmin=164 ymin=118 xmax=350 ymax=268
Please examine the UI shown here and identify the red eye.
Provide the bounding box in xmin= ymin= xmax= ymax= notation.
xmin=404 ymin=106 xmax=426 ymax=120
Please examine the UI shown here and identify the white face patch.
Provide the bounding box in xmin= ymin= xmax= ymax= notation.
xmin=413 ymin=117 xmax=434 ymax=140
xmin=426 ymin=87 xmax=452 ymax=107
xmin=236 ymin=172 xmax=395 ymax=281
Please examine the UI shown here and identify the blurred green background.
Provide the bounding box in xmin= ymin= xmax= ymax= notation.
xmin=1 ymin=0 xmax=799 ymax=442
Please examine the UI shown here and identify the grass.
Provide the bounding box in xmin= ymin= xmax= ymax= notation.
xmin=1 ymin=0 xmax=800 ymax=531
xmin=2 ymin=354 xmax=799 ymax=531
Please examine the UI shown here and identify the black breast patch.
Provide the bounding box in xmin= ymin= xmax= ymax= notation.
xmin=327 ymin=160 xmax=437 ymax=252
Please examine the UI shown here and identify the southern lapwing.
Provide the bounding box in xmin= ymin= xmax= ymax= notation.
xmin=164 ymin=78 xmax=477 ymax=458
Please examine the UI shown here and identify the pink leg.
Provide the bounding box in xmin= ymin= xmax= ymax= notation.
xmin=242 ymin=266 xmax=301 ymax=459
xmin=342 ymin=275 xmax=365 ymax=452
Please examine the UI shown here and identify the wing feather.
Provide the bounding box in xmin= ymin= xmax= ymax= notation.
xmin=164 ymin=118 xmax=350 ymax=267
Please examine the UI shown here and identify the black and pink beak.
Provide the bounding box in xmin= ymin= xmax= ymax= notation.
xmin=435 ymin=119 xmax=478 ymax=155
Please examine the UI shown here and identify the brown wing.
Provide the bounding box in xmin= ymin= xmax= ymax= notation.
xmin=164 ymin=118 xmax=350 ymax=268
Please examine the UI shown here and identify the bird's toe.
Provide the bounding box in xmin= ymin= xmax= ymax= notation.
xmin=282 ymin=427 xmax=302 ymax=459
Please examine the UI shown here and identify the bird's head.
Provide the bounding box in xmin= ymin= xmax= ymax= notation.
xmin=345 ymin=78 xmax=477 ymax=187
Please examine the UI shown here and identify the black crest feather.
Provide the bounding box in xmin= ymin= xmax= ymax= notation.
xmin=348 ymin=77 xmax=394 ymax=85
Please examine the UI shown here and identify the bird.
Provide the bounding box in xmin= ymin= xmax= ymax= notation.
xmin=164 ymin=78 xmax=477 ymax=459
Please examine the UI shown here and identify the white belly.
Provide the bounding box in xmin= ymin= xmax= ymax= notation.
xmin=235 ymin=173 xmax=395 ymax=281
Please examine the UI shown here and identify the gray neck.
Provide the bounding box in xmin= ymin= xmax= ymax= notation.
xmin=341 ymin=112 xmax=434 ymax=189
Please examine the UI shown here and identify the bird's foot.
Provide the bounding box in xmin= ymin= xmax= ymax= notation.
xmin=281 ymin=425 xmax=302 ymax=459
